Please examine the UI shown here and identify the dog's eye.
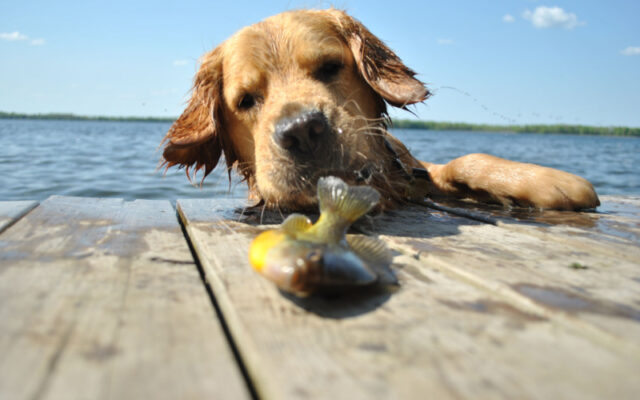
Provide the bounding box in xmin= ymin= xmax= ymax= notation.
xmin=238 ymin=94 xmax=256 ymax=110
xmin=314 ymin=61 xmax=343 ymax=82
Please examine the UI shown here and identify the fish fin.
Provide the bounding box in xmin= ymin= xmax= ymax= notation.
xmin=280 ymin=213 xmax=312 ymax=236
xmin=347 ymin=235 xmax=392 ymax=266
xmin=317 ymin=176 xmax=380 ymax=222
xmin=347 ymin=235 xmax=398 ymax=285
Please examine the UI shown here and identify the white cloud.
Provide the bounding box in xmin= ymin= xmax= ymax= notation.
xmin=1 ymin=31 xmax=45 ymax=46
xmin=437 ymin=38 xmax=454 ymax=45
xmin=503 ymin=14 xmax=515 ymax=23
xmin=523 ymin=6 xmax=584 ymax=29
xmin=172 ymin=59 xmax=189 ymax=66
xmin=0 ymin=31 xmax=28 ymax=41
xmin=621 ymin=46 xmax=640 ymax=56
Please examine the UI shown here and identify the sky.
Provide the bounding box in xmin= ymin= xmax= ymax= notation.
xmin=1 ymin=0 xmax=639 ymax=127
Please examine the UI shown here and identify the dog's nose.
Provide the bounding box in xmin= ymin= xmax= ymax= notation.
xmin=273 ymin=110 xmax=329 ymax=154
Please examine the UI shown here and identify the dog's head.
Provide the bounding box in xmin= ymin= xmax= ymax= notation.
xmin=161 ymin=9 xmax=429 ymax=209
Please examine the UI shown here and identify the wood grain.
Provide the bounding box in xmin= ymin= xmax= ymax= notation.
xmin=379 ymin=199 xmax=640 ymax=346
xmin=0 ymin=196 xmax=249 ymax=400
xmin=178 ymin=197 xmax=640 ymax=400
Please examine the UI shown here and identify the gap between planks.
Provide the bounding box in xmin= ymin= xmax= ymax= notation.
xmin=175 ymin=207 xmax=260 ymax=400
xmin=0 ymin=197 xmax=252 ymax=400
xmin=176 ymin=197 xmax=640 ymax=400
xmin=0 ymin=200 xmax=38 ymax=234
xmin=180 ymin=198 xmax=640 ymax=360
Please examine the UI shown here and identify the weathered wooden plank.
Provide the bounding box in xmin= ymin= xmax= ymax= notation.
xmin=599 ymin=194 xmax=640 ymax=215
xmin=178 ymin=198 xmax=640 ymax=400
xmin=366 ymin=202 xmax=640 ymax=350
xmin=423 ymin=195 xmax=640 ymax=242
xmin=0 ymin=200 xmax=37 ymax=233
xmin=0 ymin=196 xmax=250 ymax=400
xmin=591 ymin=195 xmax=640 ymax=240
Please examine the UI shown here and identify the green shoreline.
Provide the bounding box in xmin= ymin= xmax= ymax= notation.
xmin=392 ymin=119 xmax=640 ymax=137
xmin=0 ymin=111 xmax=174 ymax=123
xmin=1 ymin=111 xmax=638 ymax=137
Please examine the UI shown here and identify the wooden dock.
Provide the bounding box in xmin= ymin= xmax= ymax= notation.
xmin=1 ymin=195 xmax=639 ymax=400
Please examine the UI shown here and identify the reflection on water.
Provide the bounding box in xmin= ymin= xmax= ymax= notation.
xmin=0 ymin=120 xmax=638 ymax=201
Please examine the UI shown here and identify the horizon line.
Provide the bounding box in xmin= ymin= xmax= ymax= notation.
xmin=2 ymin=110 xmax=639 ymax=128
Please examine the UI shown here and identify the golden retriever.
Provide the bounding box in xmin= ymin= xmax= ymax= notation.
xmin=161 ymin=8 xmax=599 ymax=211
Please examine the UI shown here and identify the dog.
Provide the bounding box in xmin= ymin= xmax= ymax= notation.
xmin=161 ymin=8 xmax=599 ymax=211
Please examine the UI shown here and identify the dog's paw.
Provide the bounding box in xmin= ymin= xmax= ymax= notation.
xmin=508 ymin=167 xmax=600 ymax=210
xmin=437 ymin=154 xmax=600 ymax=211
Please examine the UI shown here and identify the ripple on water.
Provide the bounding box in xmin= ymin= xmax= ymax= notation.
xmin=1 ymin=120 xmax=638 ymax=201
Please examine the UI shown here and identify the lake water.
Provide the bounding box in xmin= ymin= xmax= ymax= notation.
xmin=1 ymin=119 xmax=638 ymax=202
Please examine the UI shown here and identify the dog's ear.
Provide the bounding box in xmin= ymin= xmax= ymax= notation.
xmin=161 ymin=47 xmax=236 ymax=180
xmin=332 ymin=10 xmax=429 ymax=108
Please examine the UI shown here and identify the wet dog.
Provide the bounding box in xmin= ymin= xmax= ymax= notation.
xmin=161 ymin=9 xmax=599 ymax=211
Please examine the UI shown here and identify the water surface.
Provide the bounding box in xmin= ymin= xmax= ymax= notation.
xmin=0 ymin=119 xmax=637 ymax=201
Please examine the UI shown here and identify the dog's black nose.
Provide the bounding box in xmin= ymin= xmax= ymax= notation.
xmin=273 ymin=110 xmax=329 ymax=154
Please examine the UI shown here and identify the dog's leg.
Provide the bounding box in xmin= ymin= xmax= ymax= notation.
xmin=420 ymin=154 xmax=600 ymax=210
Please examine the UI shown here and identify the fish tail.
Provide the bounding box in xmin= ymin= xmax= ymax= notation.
xmin=317 ymin=176 xmax=380 ymax=222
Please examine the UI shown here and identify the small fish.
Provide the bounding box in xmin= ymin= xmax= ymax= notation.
xmin=249 ymin=176 xmax=396 ymax=297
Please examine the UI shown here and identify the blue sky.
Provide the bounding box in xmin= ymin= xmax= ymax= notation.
xmin=1 ymin=0 xmax=639 ymax=126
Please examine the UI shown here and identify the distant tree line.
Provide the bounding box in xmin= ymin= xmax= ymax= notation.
xmin=0 ymin=111 xmax=173 ymax=123
xmin=391 ymin=119 xmax=640 ymax=137
xmin=1 ymin=111 xmax=638 ymax=137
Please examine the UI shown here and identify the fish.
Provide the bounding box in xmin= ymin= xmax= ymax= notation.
xmin=249 ymin=176 xmax=396 ymax=297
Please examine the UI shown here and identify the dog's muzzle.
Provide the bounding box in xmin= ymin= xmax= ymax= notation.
xmin=273 ymin=109 xmax=330 ymax=156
